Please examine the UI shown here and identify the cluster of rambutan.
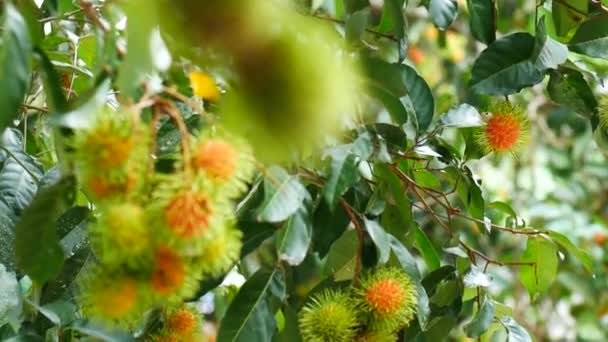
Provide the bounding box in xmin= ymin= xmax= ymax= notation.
xmin=299 ymin=268 xmax=418 ymax=342
xmin=72 ymin=108 xmax=254 ymax=327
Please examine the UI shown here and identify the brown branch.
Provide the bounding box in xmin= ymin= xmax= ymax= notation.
xmin=339 ymin=198 xmax=365 ymax=287
xmin=312 ymin=15 xmax=399 ymax=42
xmin=154 ymin=98 xmax=193 ymax=180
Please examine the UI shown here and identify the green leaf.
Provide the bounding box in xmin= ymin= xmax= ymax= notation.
xmin=66 ymin=320 xmax=135 ymax=342
xmin=470 ymin=33 xmax=544 ymax=95
xmin=276 ymin=207 xmax=312 ymax=266
xmin=384 ymin=0 xmax=406 ymax=39
xmin=422 ymin=315 xmax=458 ymax=340
xmin=552 ymin=0 xmax=588 ymax=39
xmin=466 ymin=0 xmax=496 ymax=44
xmin=548 ymin=230 xmax=593 ymax=273
xmin=568 ymin=17 xmax=608 ymax=59
xmin=414 ymin=227 xmax=441 ymax=271
xmin=344 ymin=0 xmax=368 ymax=14
xmin=14 ymin=177 xmax=75 ymax=284
xmin=401 ymin=65 xmax=434 ymax=132
xmin=430 ymin=279 xmax=462 ymax=307
xmin=389 ymin=236 xmax=421 ymax=281
xmin=429 ymin=0 xmax=458 ymax=30
xmin=0 ymin=129 xmax=44 ymax=213
xmin=0 ymin=2 xmax=32 ymax=133
xmin=324 ymin=229 xmax=358 ymax=279
xmin=519 ymin=236 xmax=558 ymax=296
xmin=323 ymin=153 xmax=359 ymax=210
xmin=547 ymin=68 xmax=597 ymax=118
xmin=362 ymin=58 xmax=434 ymax=131
xmin=440 ymin=104 xmax=484 ymax=128
xmin=500 ymin=317 xmax=532 ymax=342
xmin=257 ymin=166 xmax=309 ymax=223
xmin=368 ymin=84 xmax=409 ymax=125
xmin=466 ymin=297 xmax=495 ymax=338
xmin=345 ymin=8 xmax=370 ymax=42
xmin=532 ymin=17 xmax=568 ymax=71
xmin=217 ymin=269 xmax=283 ymax=342
xmin=364 ymin=218 xmax=391 ymax=264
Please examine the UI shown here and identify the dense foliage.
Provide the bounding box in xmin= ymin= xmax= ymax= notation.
xmin=0 ymin=0 xmax=607 ymax=341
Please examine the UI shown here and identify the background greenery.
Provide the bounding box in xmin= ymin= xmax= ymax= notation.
xmin=0 ymin=0 xmax=607 ymax=341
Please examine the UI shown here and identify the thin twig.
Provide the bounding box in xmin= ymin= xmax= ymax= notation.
xmin=312 ymin=15 xmax=399 ymax=42
xmin=339 ymin=198 xmax=365 ymax=287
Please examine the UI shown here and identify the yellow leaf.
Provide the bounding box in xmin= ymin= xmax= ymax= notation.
xmin=189 ymin=71 xmax=221 ymax=102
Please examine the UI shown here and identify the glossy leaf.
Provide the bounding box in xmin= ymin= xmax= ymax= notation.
xmin=364 ymin=218 xmax=391 ymax=264
xmin=429 ymin=0 xmax=458 ymax=30
xmin=277 ymin=207 xmax=312 ymax=266
xmin=466 ymin=297 xmax=495 ymax=338
xmin=257 ymin=166 xmax=308 ymax=223
xmin=500 ymin=317 xmax=532 ymax=342
xmin=414 ymin=227 xmax=441 ymax=271
xmin=552 ymin=0 xmax=587 ymax=39
xmin=532 ymin=17 xmax=568 ymax=71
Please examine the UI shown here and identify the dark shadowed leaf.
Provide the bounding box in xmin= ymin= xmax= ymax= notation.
xmin=547 ymin=68 xmax=597 ymax=118
xmin=466 ymin=0 xmax=495 ymax=44
xmin=0 ymin=3 xmax=32 ymax=133
xmin=569 ymin=17 xmax=608 ymax=59
xmin=323 ymin=152 xmax=359 ymax=210
xmin=470 ymin=33 xmax=544 ymax=95
xmin=15 ymin=177 xmax=75 ymax=284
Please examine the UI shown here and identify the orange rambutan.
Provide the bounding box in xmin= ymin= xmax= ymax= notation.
xmin=81 ymin=116 xmax=135 ymax=169
xmin=79 ymin=272 xmax=141 ymax=325
xmin=164 ymin=191 xmax=214 ymax=238
xmin=152 ymin=247 xmax=186 ymax=294
xmin=192 ymin=139 xmax=239 ymax=181
xmin=167 ymin=309 xmax=198 ymax=335
xmin=476 ymin=102 xmax=528 ymax=154
xmin=355 ymin=268 xmax=417 ymax=332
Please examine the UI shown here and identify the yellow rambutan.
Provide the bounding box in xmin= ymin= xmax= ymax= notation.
xmin=79 ymin=272 xmax=142 ymax=325
xmin=196 ymin=225 xmax=242 ymax=276
xmin=189 ymin=71 xmax=221 ymax=102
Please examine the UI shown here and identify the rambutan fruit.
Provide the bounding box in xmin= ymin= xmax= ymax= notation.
xmin=191 ymin=130 xmax=255 ymax=199
xmin=151 ymin=246 xmax=186 ymax=295
xmin=164 ymin=190 xmax=214 ymax=238
xmin=166 ymin=306 xmax=202 ymax=337
xmin=193 ymin=139 xmax=238 ymax=181
xmin=599 ymin=95 xmax=608 ymax=130
xmin=196 ymin=225 xmax=242 ymax=276
xmin=78 ymin=113 xmax=137 ymax=170
xmin=189 ymin=71 xmax=221 ymax=102
xmin=79 ymin=272 xmax=142 ymax=325
xmin=475 ymin=102 xmax=528 ymax=154
xmin=355 ymin=268 xmax=417 ymax=332
xmin=85 ymin=172 xmax=137 ymax=200
xmin=90 ymin=202 xmax=150 ymax=267
xmin=299 ymin=289 xmax=359 ymax=342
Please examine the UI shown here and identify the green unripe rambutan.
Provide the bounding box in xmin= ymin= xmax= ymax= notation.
xmin=90 ymin=202 xmax=150 ymax=267
xmin=299 ymin=289 xmax=359 ymax=342
xmin=354 ymin=268 xmax=417 ymax=333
